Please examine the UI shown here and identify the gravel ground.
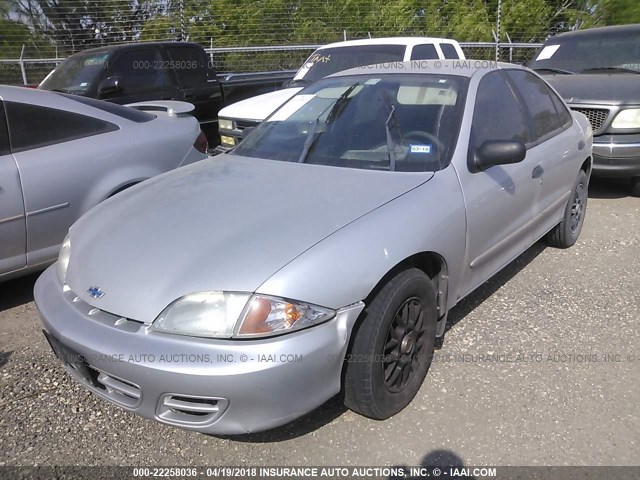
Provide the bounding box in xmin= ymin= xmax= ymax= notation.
xmin=0 ymin=177 xmax=639 ymax=468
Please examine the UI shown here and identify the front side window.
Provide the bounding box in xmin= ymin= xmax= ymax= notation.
xmin=233 ymin=74 xmax=468 ymax=172
xmin=109 ymin=49 xmax=170 ymax=91
xmin=292 ymin=45 xmax=406 ymax=85
xmin=5 ymin=102 xmax=118 ymax=152
xmin=470 ymin=71 xmax=529 ymax=152
xmin=505 ymin=70 xmax=570 ymax=142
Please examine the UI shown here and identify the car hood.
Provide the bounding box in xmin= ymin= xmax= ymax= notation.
xmin=218 ymin=88 xmax=303 ymax=122
xmin=66 ymin=155 xmax=433 ymax=322
xmin=543 ymin=73 xmax=640 ymax=105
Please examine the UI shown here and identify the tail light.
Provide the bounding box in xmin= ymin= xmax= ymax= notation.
xmin=194 ymin=130 xmax=208 ymax=154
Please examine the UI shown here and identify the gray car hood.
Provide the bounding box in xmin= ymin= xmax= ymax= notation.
xmin=66 ymin=155 xmax=433 ymax=322
xmin=543 ymin=73 xmax=640 ymax=105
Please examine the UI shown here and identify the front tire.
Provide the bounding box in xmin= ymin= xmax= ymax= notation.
xmin=344 ymin=268 xmax=437 ymax=420
xmin=631 ymin=176 xmax=640 ymax=197
xmin=546 ymin=170 xmax=588 ymax=249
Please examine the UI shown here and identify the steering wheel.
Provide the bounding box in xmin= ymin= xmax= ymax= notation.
xmin=402 ymin=131 xmax=443 ymax=151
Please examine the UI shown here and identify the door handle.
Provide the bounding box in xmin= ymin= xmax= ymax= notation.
xmin=532 ymin=165 xmax=544 ymax=179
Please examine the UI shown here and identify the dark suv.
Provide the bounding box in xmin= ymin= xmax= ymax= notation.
xmin=39 ymin=42 xmax=223 ymax=145
xmin=529 ymin=24 xmax=640 ymax=196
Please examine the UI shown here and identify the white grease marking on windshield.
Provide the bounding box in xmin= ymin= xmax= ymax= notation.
xmin=536 ymin=45 xmax=561 ymax=61
xmin=268 ymin=94 xmax=315 ymax=122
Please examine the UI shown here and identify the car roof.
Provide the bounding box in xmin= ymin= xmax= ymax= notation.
xmin=61 ymin=41 xmax=203 ymax=57
xmin=548 ymin=23 xmax=640 ymax=41
xmin=329 ymin=59 xmax=524 ymax=79
xmin=317 ymin=36 xmax=460 ymax=50
xmin=0 ymin=85 xmax=140 ymax=125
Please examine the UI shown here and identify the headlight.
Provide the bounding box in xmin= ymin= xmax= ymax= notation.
xmin=220 ymin=135 xmax=236 ymax=146
xmin=56 ymin=234 xmax=71 ymax=283
xmin=236 ymin=295 xmax=335 ymax=338
xmin=150 ymin=292 xmax=335 ymax=339
xmin=612 ymin=109 xmax=640 ymax=129
xmin=151 ymin=291 xmax=251 ymax=338
xmin=219 ymin=118 xmax=234 ymax=131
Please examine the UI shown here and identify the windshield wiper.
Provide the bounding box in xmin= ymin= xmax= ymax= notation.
xmin=297 ymin=82 xmax=360 ymax=164
xmin=49 ymin=88 xmax=73 ymax=93
xmin=532 ymin=67 xmax=575 ymax=75
xmin=581 ymin=67 xmax=640 ymax=74
xmin=380 ymin=91 xmax=402 ymax=171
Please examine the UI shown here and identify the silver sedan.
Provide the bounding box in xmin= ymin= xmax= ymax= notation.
xmin=0 ymin=86 xmax=208 ymax=281
xmin=34 ymin=61 xmax=593 ymax=434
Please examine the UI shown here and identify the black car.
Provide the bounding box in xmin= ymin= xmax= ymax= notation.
xmin=39 ymin=42 xmax=224 ymax=145
xmin=529 ymin=24 xmax=640 ymax=196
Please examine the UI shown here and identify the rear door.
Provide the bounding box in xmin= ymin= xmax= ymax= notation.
xmin=0 ymin=101 xmax=26 ymax=274
xmin=163 ymin=44 xmax=223 ymax=134
xmin=504 ymin=69 xmax=580 ymax=234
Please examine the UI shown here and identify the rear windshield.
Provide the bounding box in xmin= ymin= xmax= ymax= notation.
xmin=292 ymin=45 xmax=406 ymax=85
xmin=59 ymin=94 xmax=156 ymax=123
xmin=40 ymin=51 xmax=111 ymax=93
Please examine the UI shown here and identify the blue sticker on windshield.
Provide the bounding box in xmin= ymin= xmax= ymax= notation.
xmin=410 ymin=144 xmax=432 ymax=154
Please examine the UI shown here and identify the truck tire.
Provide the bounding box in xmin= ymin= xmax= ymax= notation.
xmin=344 ymin=268 xmax=437 ymax=420
xmin=546 ymin=170 xmax=588 ymax=249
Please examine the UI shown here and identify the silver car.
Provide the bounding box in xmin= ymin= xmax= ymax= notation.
xmin=0 ymin=86 xmax=208 ymax=281
xmin=34 ymin=61 xmax=593 ymax=434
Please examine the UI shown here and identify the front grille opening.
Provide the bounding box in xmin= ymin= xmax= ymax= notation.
xmin=571 ymin=107 xmax=610 ymax=132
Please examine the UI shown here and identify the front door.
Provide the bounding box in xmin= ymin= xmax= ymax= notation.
xmin=455 ymin=71 xmax=538 ymax=296
xmin=0 ymin=101 xmax=26 ymax=275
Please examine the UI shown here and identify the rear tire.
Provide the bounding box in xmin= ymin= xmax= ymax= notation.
xmin=631 ymin=177 xmax=640 ymax=197
xmin=344 ymin=268 xmax=437 ymax=420
xmin=546 ymin=170 xmax=588 ymax=249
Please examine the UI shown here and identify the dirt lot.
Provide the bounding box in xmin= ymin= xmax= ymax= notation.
xmin=1 ymin=177 xmax=639 ymax=468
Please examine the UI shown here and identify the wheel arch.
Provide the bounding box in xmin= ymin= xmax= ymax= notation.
xmin=580 ymin=156 xmax=592 ymax=177
xmin=361 ymin=251 xmax=450 ymax=337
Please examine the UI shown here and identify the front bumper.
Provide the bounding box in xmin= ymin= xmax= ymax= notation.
xmin=592 ymin=134 xmax=640 ymax=178
xmin=34 ymin=266 xmax=364 ymax=434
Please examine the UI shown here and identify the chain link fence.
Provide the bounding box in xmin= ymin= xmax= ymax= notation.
xmin=0 ymin=42 xmax=543 ymax=86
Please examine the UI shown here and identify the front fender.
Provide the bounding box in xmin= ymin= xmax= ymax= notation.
xmin=256 ymin=166 xmax=467 ymax=312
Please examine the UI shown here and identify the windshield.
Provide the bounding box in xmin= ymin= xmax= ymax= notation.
xmin=232 ymin=74 xmax=468 ymax=172
xmin=529 ymin=32 xmax=640 ymax=74
xmin=291 ymin=45 xmax=406 ymax=85
xmin=40 ymin=51 xmax=110 ymax=93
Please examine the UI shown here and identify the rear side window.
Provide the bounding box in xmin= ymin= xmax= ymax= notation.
xmin=470 ymin=71 xmax=529 ymax=151
xmin=166 ymin=46 xmax=207 ymax=88
xmin=60 ymin=94 xmax=155 ymax=123
xmin=110 ymin=49 xmax=171 ymax=90
xmin=440 ymin=44 xmax=460 ymax=59
xmin=505 ymin=70 xmax=570 ymax=143
xmin=0 ymin=102 xmax=10 ymax=155
xmin=5 ymin=102 xmax=118 ymax=152
xmin=411 ymin=44 xmax=439 ymax=60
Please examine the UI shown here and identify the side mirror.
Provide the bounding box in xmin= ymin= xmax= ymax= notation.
xmin=98 ymin=76 xmax=123 ymax=98
xmin=474 ymin=140 xmax=526 ymax=171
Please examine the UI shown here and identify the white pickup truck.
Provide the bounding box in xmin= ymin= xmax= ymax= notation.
xmin=215 ymin=37 xmax=465 ymax=152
